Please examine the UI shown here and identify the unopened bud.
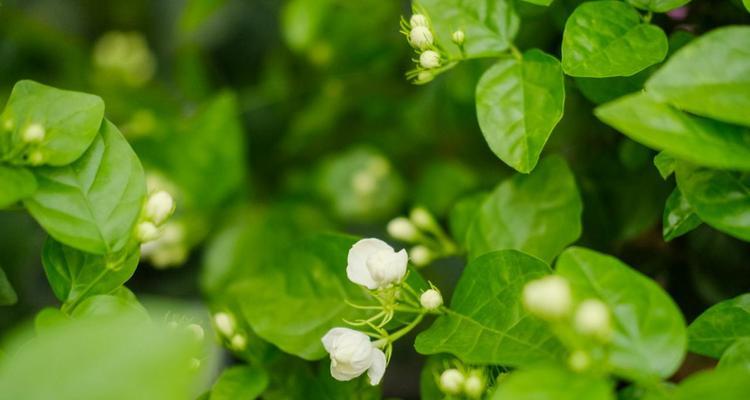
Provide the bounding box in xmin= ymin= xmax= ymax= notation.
xmin=452 ymin=30 xmax=465 ymax=46
xmin=22 ymin=123 xmax=45 ymax=143
xmin=230 ymin=333 xmax=247 ymax=351
xmin=136 ymin=221 xmax=160 ymax=242
xmin=439 ymin=368 xmax=464 ymax=395
xmin=420 ymin=289 xmax=443 ymax=310
xmin=574 ymin=299 xmax=612 ymax=341
xmin=409 ymin=26 xmax=433 ymax=50
xmin=463 ymin=371 xmax=485 ymax=398
xmin=567 ymin=350 xmax=591 ymax=372
xmin=522 ymin=275 xmax=572 ymax=320
xmin=410 ymin=245 xmax=432 ymax=267
xmin=419 ymin=50 xmax=441 ymax=69
xmin=410 ymin=206 xmax=436 ymax=230
xmin=213 ymin=312 xmax=235 ymax=337
xmin=144 ymin=190 xmax=175 ymax=225
xmin=187 ymin=323 xmax=204 ymax=341
xmin=28 ymin=150 xmax=45 ymax=166
xmin=416 ymin=70 xmax=434 ymax=84
xmin=387 ymin=217 xmax=419 ymax=242
xmin=410 ymin=14 xmax=429 ymax=28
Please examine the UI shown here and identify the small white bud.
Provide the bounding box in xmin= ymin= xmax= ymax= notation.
xmin=452 ymin=30 xmax=465 ymax=46
xmin=522 ymin=275 xmax=572 ymax=320
xmin=28 ymin=150 xmax=45 ymax=166
xmin=420 ymin=289 xmax=443 ymax=310
xmin=410 ymin=245 xmax=432 ymax=267
xmin=410 ymin=207 xmax=435 ymax=230
xmin=387 ymin=217 xmax=419 ymax=242
xmin=22 ymin=123 xmax=45 ymax=143
xmin=463 ymin=372 xmax=485 ymax=398
xmin=409 ymin=26 xmax=433 ymax=50
xmin=410 ymin=14 xmax=429 ymax=28
xmin=574 ymin=299 xmax=612 ymax=341
xmin=136 ymin=221 xmax=160 ymax=243
xmin=230 ymin=333 xmax=247 ymax=351
xmin=419 ymin=50 xmax=441 ymax=69
xmin=213 ymin=312 xmax=236 ymax=337
xmin=416 ymin=70 xmax=434 ymax=84
xmin=187 ymin=323 xmax=204 ymax=341
xmin=439 ymin=368 xmax=465 ymax=395
xmin=144 ymin=190 xmax=175 ymax=225
xmin=567 ymin=350 xmax=591 ymax=372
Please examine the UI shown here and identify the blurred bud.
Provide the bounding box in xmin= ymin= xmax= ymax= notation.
xmin=22 ymin=123 xmax=45 ymax=144
xmin=439 ymin=368 xmax=465 ymax=395
xmin=28 ymin=150 xmax=44 ymax=166
xmin=410 ymin=206 xmax=436 ymax=230
xmin=187 ymin=323 xmax=204 ymax=341
xmin=574 ymin=299 xmax=612 ymax=341
xmin=419 ymin=50 xmax=441 ymax=69
xmin=416 ymin=70 xmax=434 ymax=84
xmin=140 ymin=222 xmax=188 ymax=268
xmin=410 ymin=14 xmax=429 ymax=27
xmin=567 ymin=350 xmax=591 ymax=372
xmin=230 ymin=333 xmax=247 ymax=351
xmin=136 ymin=221 xmax=160 ymax=243
xmin=387 ymin=217 xmax=419 ymax=242
xmin=409 ymin=26 xmax=434 ymax=50
xmin=463 ymin=371 xmax=486 ymax=398
xmin=420 ymin=289 xmax=443 ymax=310
xmin=93 ymin=31 xmax=156 ymax=87
xmin=410 ymin=245 xmax=433 ymax=267
xmin=144 ymin=190 xmax=175 ymax=226
xmin=213 ymin=312 xmax=236 ymax=337
xmin=452 ymin=30 xmax=465 ymax=46
xmin=522 ymin=275 xmax=572 ymax=320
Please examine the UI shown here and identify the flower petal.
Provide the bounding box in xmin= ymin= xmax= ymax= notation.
xmin=330 ymin=361 xmax=362 ymax=382
xmin=321 ymin=327 xmax=358 ymax=352
xmin=367 ymin=347 xmax=387 ymax=385
xmin=346 ymin=238 xmax=393 ymax=289
xmin=391 ymin=248 xmax=409 ymax=281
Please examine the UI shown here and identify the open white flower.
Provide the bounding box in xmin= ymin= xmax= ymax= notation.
xmin=322 ymin=327 xmax=387 ymax=385
xmin=347 ymin=238 xmax=408 ymax=290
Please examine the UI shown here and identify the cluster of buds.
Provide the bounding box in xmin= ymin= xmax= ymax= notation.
xmin=522 ymin=275 xmax=614 ymax=372
xmin=323 ymin=238 xmax=445 ymax=385
xmin=165 ymin=317 xmax=206 ymax=371
xmin=135 ymin=190 xmax=176 ymax=243
xmin=212 ymin=311 xmax=249 ymax=353
xmin=386 ymin=206 xmax=457 ymax=267
xmin=6 ymin=121 xmax=48 ymax=165
xmin=438 ymin=367 xmax=486 ymax=398
xmin=400 ymin=9 xmax=465 ymax=85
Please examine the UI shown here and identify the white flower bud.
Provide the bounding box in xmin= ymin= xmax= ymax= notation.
xmin=409 ymin=206 xmax=435 ymax=230
xmin=451 ymin=30 xmax=465 ymax=46
xmin=463 ymin=372 xmax=485 ymax=398
xmin=136 ymin=221 xmax=160 ymax=242
xmin=322 ymin=327 xmax=387 ymax=385
xmin=387 ymin=217 xmax=419 ymax=242
xmin=419 ymin=50 xmax=441 ymax=69
xmin=213 ymin=312 xmax=235 ymax=337
xmin=28 ymin=150 xmax=45 ymax=166
xmin=567 ymin=350 xmax=591 ymax=372
xmin=409 ymin=26 xmax=433 ymax=50
xmin=144 ymin=190 xmax=175 ymax=225
xmin=420 ymin=289 xmax=443 ymax=310
xmin=187 ymin=323 xmax=204 ymax=341
xmin=230 ymin=333 xmax=247 ymax=351
xmin=22 ymin=123 xmax=45 ymax=143
xmin=439 ymin=368 xmax=464 ymax=395
xmin=347 ymin=238 xmax=408 ymax=290
xmin=522 ymin=275 xmax=572 ymax=320
xmin=574 ymin=299 xmax=612 ymax=341
xmin=410 ymin=14 xmax=429 ymax=27
xmin=410 ymin=245 xmax=432 ymax=267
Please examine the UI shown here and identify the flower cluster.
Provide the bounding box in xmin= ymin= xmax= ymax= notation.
xmin=212 ymin=311 xmax=249 ymax=352
xmin=323 ymin=238 xmax=445 ymax=385
xmin=135 ymin=189 xmax=176 ymax=243
xmin=438 ymin=367 xmax=486 ymax=398
xmin=400 ymin=9 xmax=465 ymax=84
xmin=387 ymin=206 xmax=457 ymax=267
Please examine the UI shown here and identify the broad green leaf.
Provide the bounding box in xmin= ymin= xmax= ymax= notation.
xmin=595 ymin=92 xmax=750 ymax=171
xmin=627 ymin=0 xmax=690 ymax=12
xmin=718 ymin=338 xmax=750 ymax=371
xmin=420 ymin=0 xmax=519 ymax=59
xmin=476 ymin=49 xmax=565 ymax=173
xmin=466 ymin=156 xmax=582 ymax=263
xmin=673 ymin=367 xmax=750 ymax=400
xmin=42 ymin=238 xmax=139 ymax=306
xmin=521 ymin=0 xmax=553 ymax=6
xmin=646 ymin=27 xmax=750 ymax=127
xmin=449 ymin=192 xmax=487 ymax=248
xmin=71 ymin=293 xmax=149 ymax=321
xmin=675 ymin=164 xmax=750 ymax=241
xmin=663 ymin=187 xmax=702 ymax=241
xmin=415 ymin=250 xmax=565 ymax=365
xmin=574 ymin=69 xmax=650 ymax=104
xmin=561 ymin=1 xmax=668 ymax=77
xmin=0 ymin=266 xmax=17 ymax=305
xmin=0 ymin=165 xmax=36 ymax=208
xmin=745 ymin=0 xmax=750 ymax=13
xmin=688 ymin=294 xmax=750 ymax=358
xmin=490 ymin=366 xmax=615 ymax=400
xmin=556 ymin=247 xmax=687 ymax=382
xmin=231 ymin=233 xmax=371 ymax=360
xmin=210 ymin=365 xmax=269 ymax=400
xmin=653 ymin=152 xmax=676 ymax=180
xmin=24 ymin=120 xmax=146 ymax=255
xmin=0 ymin=80 xmax=104 ymax=166
xmin=0 ymin=312 xmax=203 ymax=400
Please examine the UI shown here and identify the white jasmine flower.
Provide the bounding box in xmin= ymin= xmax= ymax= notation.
xmin=22 ymin=123 xmax=45 ymax=143
xmin=409 ymin=26 xmax=433 ymax=50
xmin=452 ymin=30 xmax=465 ymax=46
xmin=419 ymin=50 xmax=441 ymax=69
xmin=420 ymin=289 xmax=443 ymax=310
xmin=322 ymin=327 xmax=387 ymax=385
xmin=522 ymin=275 xmax=572 ymax=320
xmin=136 ymin=221 xmax=160 ymax=243
xmin=387 ymin=217 xmax=419 ymax=242
xmin=213 ymin=312 xmax=235 ymax=337
xmin=144 ymin=190 xmax=175 ymax=225
xmin=410 ymin=245 xmax=432 ymax=267
xmin=574 ymin=299 xmax=612 ymax=341
xmin=439 ymin=368 xmax=464 ymax=395
xmin=410 ymin=14 xmax=429 ymax=28
xmin=347 ymin=238 xmax=408 ymax=290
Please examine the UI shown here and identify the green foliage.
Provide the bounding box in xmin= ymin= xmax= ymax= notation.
xmin=672 ymin=367 xmax=750 ymax=400
xmin=688 ymin=294 xmax=750 ymax=358
xmin=490 ymin=366 xmax=615 ymax=400
xmin=662 ymin=188 xmax=701 ymax=241
xmin=718 ymin=338 xmax=750 ymax=370
xmin=627 ymin=0 xmax=691 ymax=13
xmin=0 ymin=266 xmax=17 ymax=305
xmin=210 ymin=365 xmax=269 ymax=400
xmin=0 ymin=165 xmax=36 ymax=208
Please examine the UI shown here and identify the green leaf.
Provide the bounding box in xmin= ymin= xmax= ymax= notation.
xmin=71 ymin=293 xmax=149 ymax=321
xmin=476 ymin=49 xmax=565 ymax=173
xmin=653 ymin=152 xmax=676 ymax=180
xmin=718 ymin=338 xmax=750 ymax=371
xmin=646 ymin=27 xmax=750 ymax=127
xmin=449 ymin=192 xmax=487 ymax=248
xmin=24 ymin=120 xmax=146 ymax=255
xmin=520 ymin=0 xmax=554 ymax=6
xmin=0 ymin=266 xmax=17 ymax=305
xmin=675 ymin=164 xmax=750 ymax=241
xmin=688 ymin=294 xmax=750 ymax=358
xmin=556 ymin=247 xmax=687 ymax=382
xmin=561 ymin=1 xmax=668 ymax=77
xmin=413 ymin=161 xmax=478 ymax=217
xmin=231 ymin=233 xmax=371 ymax=360
xmin=745 ymin=0 xmax=750 ymax=13
xmin=415 ymin=250 xmax=565 ymax=365
xmin=574 ymin=69 xmax=651 ymax=105
xmin=595 ymin=92 xmax=750 ymax=171
xmin=490 ymin=366 xmax=615 ymax=400
xmin=41 ymin=238 xmax=139 ymax=306
xmin=627 ymin=0 xmax=690 ymax=12
xmin=0 ymin=80 xmax=104 ymax=166
xmin=210 ymin=365 xmax=269 ymax=400
xmin=663 ymin=187 xmax=702 ymax=241
xmin=673 ymin=367 xmax=750 ymax=400
xmin=420 ymin=0 xmax=519 ymax=59
xmin=0 ymin=165 xmax=36 ymax=209
xmin=466 ymin=156 xmax=582 ymax=263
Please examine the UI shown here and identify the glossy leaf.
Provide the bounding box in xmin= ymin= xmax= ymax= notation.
xmin=562 ymin=1 xmax=668 ymax=77
xmin=688 ymin=294 xmax=750 ymax=358
xmin=24 ymin=120 xmax=146 ymax=254
xmin=663 ymin=187 xmax=702 ymax=241
xmin=646 ymin=27 xmax=750 ymax=127
xmin=0 ymin=165 xmax=36 ymax=208
xmin=466 ymin=156 xmax=582 ymax=263
xmin=210 ymin=365 xmax=269 ymax=400
xmin=718 ymin=338 xmax=750 ymax=371
xmin=0 ymin=80 xmax=104 ymax=166
xmin=654 ymin=152 xmax=676 ymax=180
xmin=673 ymin=367 xmax=750 ymax=400
xmin=0 ymin=266 xmax=17 ymax=305
xmin=476 ymin=50 xmax=565 ymax=173
xmin=556 ymin=247 xmax=687 ymax=381
xmin=627 ymin=0 xmax=690 ymax=12
xmin=490 ymin=366 xmax=615 ymax=400
xmin=415 ymin=250 xmax=565 ymax=365
xmin=449 ymin=192 xmax=487 ymax=248
xmin=595 ymin=92 xmax=750 ymax=171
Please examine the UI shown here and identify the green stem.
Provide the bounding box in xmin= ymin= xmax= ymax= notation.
xmin=386 ymin=312 xmax=425 ymax=343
